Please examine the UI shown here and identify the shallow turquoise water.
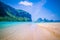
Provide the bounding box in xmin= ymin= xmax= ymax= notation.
xmin=0 ymin=22 xmax=33 ymax=29
xmin=0 ymin=22 xmax=16 ymax=29
xmin=0 ymin=22 xmax=25 ymax=29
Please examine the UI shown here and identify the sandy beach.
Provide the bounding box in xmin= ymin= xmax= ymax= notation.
xmin=0 ymin=23 xmax=60 ymax=40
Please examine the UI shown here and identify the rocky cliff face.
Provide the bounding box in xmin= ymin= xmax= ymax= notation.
xmin=0 ymin=1 xmax=32 ymax=22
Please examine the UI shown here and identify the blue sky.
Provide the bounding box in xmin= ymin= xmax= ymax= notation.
xmin=0 ymin=0 xmax=60 ymax=21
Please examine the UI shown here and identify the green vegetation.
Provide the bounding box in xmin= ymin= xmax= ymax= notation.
xmin=0 ymin=1 xmax=32 ymax=22
xmin=0 ymin=17 xmax=31 ymax=22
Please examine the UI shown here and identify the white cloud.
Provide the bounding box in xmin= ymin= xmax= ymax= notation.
xmin=19 ymin=1 xmax=33 ymax=6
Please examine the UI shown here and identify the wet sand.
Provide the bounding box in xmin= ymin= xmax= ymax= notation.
xmin=0 ymin=23 xmax=60 ymax=40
